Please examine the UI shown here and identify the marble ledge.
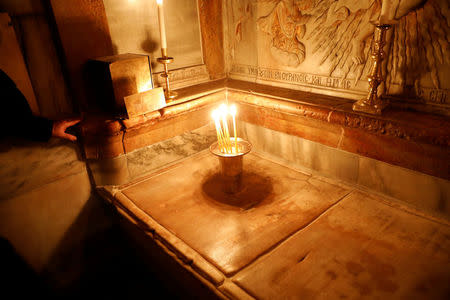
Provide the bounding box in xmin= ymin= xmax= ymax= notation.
xmin=81 ymin=79 xmax=449 ymax=144
xmin=226 ymin=80 xmax=449 ymax=148
xmin=121 ymin=79 xmax=228 ymax=129
xmin=80 ymin=79 xmax=449 ymax=179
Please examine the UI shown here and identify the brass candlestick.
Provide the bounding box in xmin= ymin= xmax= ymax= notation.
xmin=157 ymin=49 xmax=177 ymax=101
xmin=353 ymin=23 xmax=391 ymax=115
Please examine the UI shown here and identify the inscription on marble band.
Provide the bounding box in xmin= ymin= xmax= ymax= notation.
xmin=153 ymin=65 xmax=208 ymax=85
xmin=417 ymin=88 xmax=448 ymax=105
xmin=231 ymin=64 xmax=353 ymax=90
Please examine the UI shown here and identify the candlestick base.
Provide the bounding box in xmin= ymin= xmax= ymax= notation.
xmin=157 ymin=56 xmax=177 ymax=103
xmin=165 ymin=90 xmax=178 ymax=100
xmin=353 ymin=97 xmax=389 ymax=115
xmin=210 ymin=138 xmax=252 ymax=194
xmin=353 ymin=23 xmax=391 ymax=115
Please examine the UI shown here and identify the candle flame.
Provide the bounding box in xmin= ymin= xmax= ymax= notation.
xmin=229 ymin=104 xmax=237 ymax=116
xmin=219 ymin=103 xmax=228 ymax=115
xmin=212 ymin=104 xmax=239 ymax=154
xmin=211 ymin=109 xmax=220 ymax=121
xmin=156 ymin=0 xmax=163 ymax=5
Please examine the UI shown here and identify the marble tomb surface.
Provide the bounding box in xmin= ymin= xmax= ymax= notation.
xmin=99 ymin=150 xmax=450 ymax=299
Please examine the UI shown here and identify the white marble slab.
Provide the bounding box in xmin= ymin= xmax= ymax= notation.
xmin=0 ymin=138 xmax=86 ymax=200
xmin=126 ymin=124 xmax=217 ymax=180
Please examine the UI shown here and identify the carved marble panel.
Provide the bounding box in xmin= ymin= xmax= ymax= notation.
xmin=225 ymin=0 xmax=450 ymax=108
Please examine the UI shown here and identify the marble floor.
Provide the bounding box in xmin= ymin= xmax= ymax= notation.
xmin=1 ymin=225 xmax=178 ymax=299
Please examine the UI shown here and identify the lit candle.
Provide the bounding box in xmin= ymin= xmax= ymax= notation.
xmin=219 ymin=104 xmax=231 ymax=153
xmin=229 ymin=104 xmax=238 ymax=153
xmin=156 ymin=0 xmax=167 ymax=55
xmin=212 ymin=110 xmax=225 ymax=153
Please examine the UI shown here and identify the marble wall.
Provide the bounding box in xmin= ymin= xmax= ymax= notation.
xmin=87 ymin=116 xmax=449 ymax=219
xmin=103 ymin=0 xmax=203 ymax=73
xmin=238 ymin=121 xmax=450 ymax=218
xmin=224 ymin=0 xmax=450 ymax=110
xmin=88 ymin=124 xmax=217 ymax=186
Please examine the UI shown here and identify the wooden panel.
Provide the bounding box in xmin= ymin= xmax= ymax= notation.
xmin=18 ymin=13 xmax=73 ymax=118
xmin=49 ymin=0 xmax=114 ymax=111
xmin=0 ymin=13 xmax=39 ymax=114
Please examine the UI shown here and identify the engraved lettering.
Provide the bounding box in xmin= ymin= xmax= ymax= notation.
xmin=231 ymin=65 xmax=357 ymax=91
xmin=248 ymin=66 xmax=258 ymax=76
xmin=312 ymin=76 xmax=320 ymax=85
xmin=429 ymin=90 xmax=447 ymax=104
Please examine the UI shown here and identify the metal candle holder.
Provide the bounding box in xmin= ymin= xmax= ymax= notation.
xmin=353 ymin=23 xmax=391 ymax=115
xmin=210 ymin=138 xmax=252 ymax=194
xmin=157 ymin=49 xmax=177 ymax=101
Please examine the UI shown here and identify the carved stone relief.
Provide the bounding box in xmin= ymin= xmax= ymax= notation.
xmin=226 ymin=0 xmax=449 ymax=108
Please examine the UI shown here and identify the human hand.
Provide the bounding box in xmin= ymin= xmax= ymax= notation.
xmin=52 ymin=118 xmax=81 ymax=141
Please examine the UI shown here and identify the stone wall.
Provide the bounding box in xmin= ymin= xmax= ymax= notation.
xmin=224 ymin=0 xmax=450 ymax=114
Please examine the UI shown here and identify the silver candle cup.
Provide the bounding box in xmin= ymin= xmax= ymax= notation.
xmin=209 ymin=138 xmax=252 ymax=194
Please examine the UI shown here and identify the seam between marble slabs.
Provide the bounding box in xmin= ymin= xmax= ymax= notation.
xmin=229 ymin=188 xmax=354 ymax=279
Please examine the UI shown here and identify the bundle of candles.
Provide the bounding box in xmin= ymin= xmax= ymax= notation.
xmin=212 ymin=104 xmax=239 ymax=154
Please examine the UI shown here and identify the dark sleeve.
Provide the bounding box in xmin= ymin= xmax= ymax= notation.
xmin=0 ymin=70 xmax=53 ymax=142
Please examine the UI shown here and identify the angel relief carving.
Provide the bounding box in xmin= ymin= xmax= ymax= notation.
xmin=242 ymin=0 xmax=449 ymax=96
xmin=256 ymin=0 xmax=379 ymax=71
xmin=257 ymin=0 xmax=308 ymax=67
